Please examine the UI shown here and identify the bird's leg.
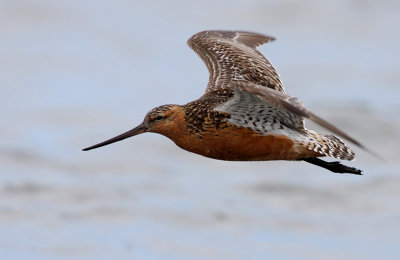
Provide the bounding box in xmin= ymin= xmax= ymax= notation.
xmin=301 ymin=157 xmax=363 ymax=175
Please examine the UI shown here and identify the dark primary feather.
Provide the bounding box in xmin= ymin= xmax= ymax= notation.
xmin=188 ymin=30 xmax=285 ymax=94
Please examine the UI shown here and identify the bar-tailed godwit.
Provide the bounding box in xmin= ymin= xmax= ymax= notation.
xmin=83 ymin=30 xmax=366 ymax=174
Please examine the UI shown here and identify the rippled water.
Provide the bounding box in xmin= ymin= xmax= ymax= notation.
xmin=1 ymin=0 xmax=400 ymax=259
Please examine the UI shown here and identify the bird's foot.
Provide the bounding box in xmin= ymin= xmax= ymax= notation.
xmin=301 ymin=157 xmax=363 ymax=175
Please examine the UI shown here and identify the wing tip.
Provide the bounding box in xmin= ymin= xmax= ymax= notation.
xmin=187 ymin=30 xmax=276 ymax=49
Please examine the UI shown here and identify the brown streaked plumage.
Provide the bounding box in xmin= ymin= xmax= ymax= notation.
xmin=188 ymin=30 xmax=284 ymax=93
xmin=83 ymin=30 xmax=367 ymax=175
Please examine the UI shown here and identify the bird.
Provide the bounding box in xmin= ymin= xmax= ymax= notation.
xmin=83 ymin=30 xmax=366 ymax=175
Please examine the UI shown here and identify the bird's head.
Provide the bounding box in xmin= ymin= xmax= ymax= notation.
xmin=82 ymin=104 xmax=182 ymax=151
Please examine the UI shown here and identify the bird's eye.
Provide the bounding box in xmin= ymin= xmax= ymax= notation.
xmin=156 ymin=115 xmax=164 ymax=120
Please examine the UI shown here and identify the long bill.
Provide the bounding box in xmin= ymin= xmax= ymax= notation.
xmin=82 ymin=122 xmax=147 ymax=151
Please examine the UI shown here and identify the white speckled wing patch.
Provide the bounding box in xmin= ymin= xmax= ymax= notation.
xmin=215 ymin=89 xmax=304 ymax=135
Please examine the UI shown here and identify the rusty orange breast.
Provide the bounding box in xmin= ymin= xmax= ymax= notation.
xmin=176 ymin=127 xmax=289 ymax=161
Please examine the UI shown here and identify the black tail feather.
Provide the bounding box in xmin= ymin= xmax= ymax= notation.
xmin=301 ymin=157 xmax=363 ymax=175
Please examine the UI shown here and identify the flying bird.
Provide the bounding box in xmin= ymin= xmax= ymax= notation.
xmin=83 ymin=30 xmax=365 ymax=175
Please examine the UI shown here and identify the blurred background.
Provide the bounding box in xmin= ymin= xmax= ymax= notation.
xmin=1 ymin=0 xmax=399 ymax=259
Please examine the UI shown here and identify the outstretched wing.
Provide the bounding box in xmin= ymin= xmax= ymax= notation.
xmin=188 ymin=30 xmax=285 ymax=94
xmin=229 ymin=81 xmax=368 ymax=151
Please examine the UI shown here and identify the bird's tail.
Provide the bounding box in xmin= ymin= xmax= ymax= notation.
xmin=304 ymin=130 xmax=355 ymax=161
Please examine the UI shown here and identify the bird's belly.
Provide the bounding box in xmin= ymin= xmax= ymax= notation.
xmin=174 ymin=127 xmax=318 ymax=161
